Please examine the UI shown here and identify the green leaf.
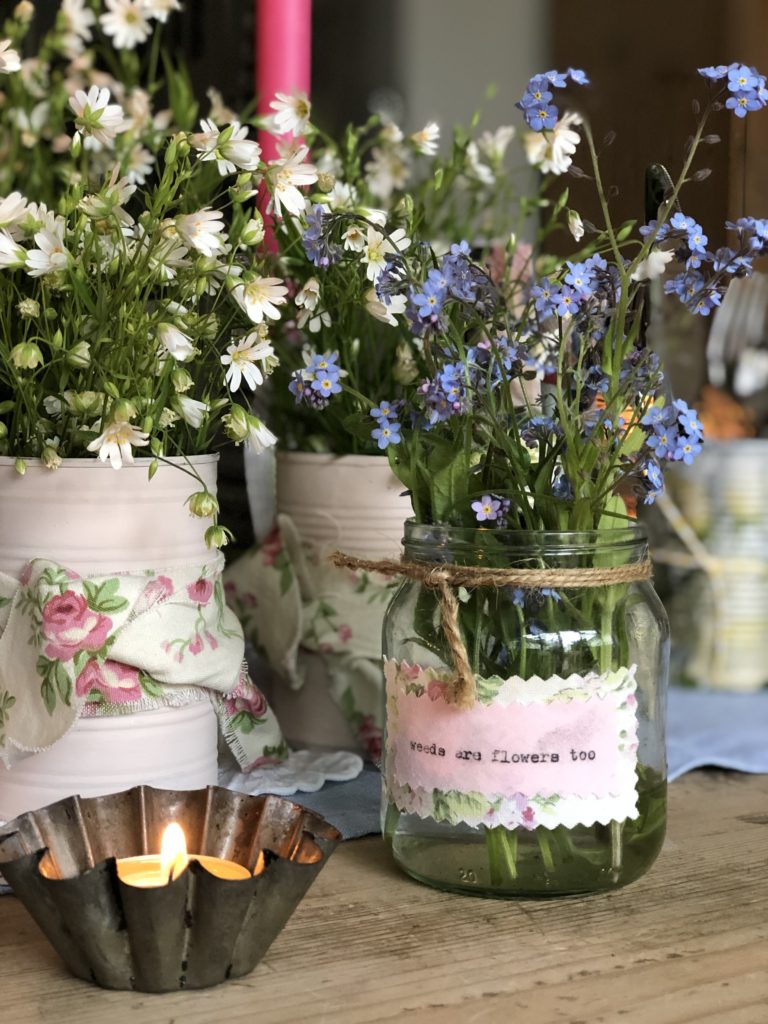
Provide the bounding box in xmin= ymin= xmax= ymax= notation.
xmin=139 ymin=673 xmax=165 ymax=698
xmin=230 ymin=710 xmax=256 ymax=734
xmin=95 ymin=596 xmax=129 ymax=614
xmin=72 ymin=649 xmax=90 ymax=676
xmin=475 ymin=675 xmax=506 ymax=704
xmin=433 ymin=788 xmax=488 ymax=825
xmin=41 ymin=677 xmax=56 ymax=715
xmin=54 ymin=661 xmax=72 ymax=705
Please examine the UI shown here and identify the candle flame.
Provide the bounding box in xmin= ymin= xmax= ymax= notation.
xmin=253 ymin=850 xmax=265 ymax=876
xmin=160 ymin=822 xmax=188 ymax=881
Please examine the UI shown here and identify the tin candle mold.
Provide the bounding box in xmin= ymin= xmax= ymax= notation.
xmin=0 ymin=784 xmax=341 ymax=992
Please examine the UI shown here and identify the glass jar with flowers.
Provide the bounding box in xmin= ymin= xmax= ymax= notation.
xmin=307 ymin=62 xmax=766 ymax=895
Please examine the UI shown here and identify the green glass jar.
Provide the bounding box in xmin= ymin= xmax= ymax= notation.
xmin=381 ymin=523 xmax=669 ymax=898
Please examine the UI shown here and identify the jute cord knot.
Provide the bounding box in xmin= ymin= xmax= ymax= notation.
xmin=331 ymin=550 xmax=652 ymax=709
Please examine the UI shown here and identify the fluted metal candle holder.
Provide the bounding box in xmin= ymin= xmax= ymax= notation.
xmin=0 ymin=785 xmax=340 ymax=992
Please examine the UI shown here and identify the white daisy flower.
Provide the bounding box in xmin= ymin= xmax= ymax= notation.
xmin=0 ymin=192 xmax=27 ymax=230
xmin=246 ymin=416 xmax=277 ymax=454
xmin=157 ymin=323 xmax=195 ymax=361
xmin=100 ymin=0 xmax=151 ymax=49
xmin=142 ymin=0 xmax=181 ymax=23
xmin=174 ymin=395 xmax=209 ymax=428
xmin=410 ymin=121 xmax=440 ymax=156
xmin=87 ymin=419 xmax=149 ymax=469
xmin=464 ymin=141 xmax=494 ymax=185
xmin=145 ymin=234 xmax=190 ymax=281
xmin=69 ymin=86 xmax=127 ymax=146
xmin=295 ymin=277 xmax=321 ymax=311
xmin=0 ymin=230 xmax=27 ymax=269
xmin=221 ymin=334 xmax=275 ymax=392
xmin=125 ymin=143 xmax=154 ymax=185
xmin=477 ymin=125 xmax=516 ymax=163
xmin=0 ymin=39 xmax=21 ymax=75
xmin=343 ymin=224 xmax=366 ymax=252
xmin=60 ymin=0 xmax=96 ymax=57
xmin=268 ymin=91 xmax=312 ymax=136
xmin=297 ymin=308 xmax=331 ymax=333
xmin=13 ymin=101 xmax=49 ymax=149
xmin=26 ymin=226 xmax=69 ymax=277
xmin=265 ymin=147 xmax=318 ymax=218
xmin=361 ymin=226 xmax=410 ymax=283
xmin=191 ymin=119 xmax=261 ymax=175
xmin=327 ymin=180 xmax=357 ymax=211
xmin=365 ymin=145 xmax=409 ymax=201
xmin=524 ymin=111 xmax=582 ymax=176
xmin=365 ymin=289 xmax=407 ymax=326
xmin=175 ymin=208 xmax=226 ymax=257
xmin=380 ymin=122 xmax=404 ymax=144
xmin=232 ymin=276 xmax=288 ymax=324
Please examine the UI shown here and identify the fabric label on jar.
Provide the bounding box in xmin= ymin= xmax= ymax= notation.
xmin=383 ymin=659 xmax=639 ymax=830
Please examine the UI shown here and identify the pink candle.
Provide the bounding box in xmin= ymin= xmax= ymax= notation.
xmin=255 ymin=0 xmax=312 ymax=162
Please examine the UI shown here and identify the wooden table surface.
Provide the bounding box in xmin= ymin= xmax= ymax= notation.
xmin=0 ymin=771 xmax=766 ymax=1024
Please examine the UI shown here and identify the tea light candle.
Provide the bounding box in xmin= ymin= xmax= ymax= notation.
xmin=116 ymin=823 xmax=254 ymax=888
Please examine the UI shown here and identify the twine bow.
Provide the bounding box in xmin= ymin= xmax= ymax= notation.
xmin=331 ymin=551 xmax=652 ymax=709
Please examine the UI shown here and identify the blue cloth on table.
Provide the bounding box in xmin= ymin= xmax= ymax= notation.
xmin=666 ymin=685 xmax=768 ymax=780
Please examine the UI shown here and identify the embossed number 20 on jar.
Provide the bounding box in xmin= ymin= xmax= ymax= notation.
xmin=381 ymin=523 xmax=669 ymax=897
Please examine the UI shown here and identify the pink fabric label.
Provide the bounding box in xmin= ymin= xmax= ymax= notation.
xmin=384 ymin=660 xmax=639 ymax=830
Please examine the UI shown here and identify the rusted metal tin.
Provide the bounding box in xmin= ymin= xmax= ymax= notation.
xmin=0 ymin=785 xmax=340 ymax=992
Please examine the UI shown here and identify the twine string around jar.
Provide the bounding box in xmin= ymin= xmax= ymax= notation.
xmin=331 ymin=551 xmax=653 ymax=708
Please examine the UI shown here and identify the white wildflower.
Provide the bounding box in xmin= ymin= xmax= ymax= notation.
xmin=364 ymin=145 xmax=409 ymax=201
xmin=295 ymin=277 xmax=320 ymax=311
xmin=245 ymin=415 xmax=277 ymax=454
xmin=327 ymin=180 xmax=357 ymax=211
xmin=157 ymin=323 xmax=195 ymax=361
xmin=524 ymin=111 xmax=582 ymax=176
xmin=0 ymin=40 xmax=21 ymax=75
xmin=0 ymin=228 xmax=28 ymax=268
xmin=125 ymin=143 xmax=154 ymax=185
xmin=191 ymin=119 xmax=261 ymax=175
xmin=343 ymin=224 xmax=366 ymax=252
xmin=158 ymin=408 xmax=179 ymax=428
xmin=0 ymin=192 xmax=27 ymax=231
xmin=265 ymin=147 xmax=318 ymax=218
xmin=41 ymin=436 xmax=62 ymax=471
xmin=477 ymin=125 xmax=516 ymax=163
xmin=221 ymin=334 xmax=275 ymax=392
xmin=465 ymin=141 xmax=494 ymax=185
xmin=269 ymin=91 xmax=311 ymax=136
xmin=361 ymin=226 xmax=410 ymax=283
xmin=26 ymin=225 xmax=68 ymax=277
xmin=69 ymin=86 xmax=127 ymax=146
xmin=100 ymin=0 xmax=151 ymax=50
xmin=142 ymin=0 xmax=181 ymax=23
xmin=380 ymin=122 xmax=404 ymax=144
xmin=365 ymin=289 xmax=407 ymax=326
xmin=60 ymin=0 xmax=96 ymax=57
xmin=410 ymin=121 xmax=440 ymax=156
xmin=174 ymin=395 xmax=209 ymax=428
xmin=232 ymin=276 xmax=288 ymax=324
xmin=631 ymin=249 xmax=674 ymax=283
xmin=87 ymin=419 xmax=149 ymax=469
xmin=175 ymin=207 xmax=226 ymax=256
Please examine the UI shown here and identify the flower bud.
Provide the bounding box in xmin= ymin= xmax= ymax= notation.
xmin=70 ymin=133 xmax=82 ymax=157
xmin=103 ymin=381 xmax=120 ymax=399
xmin=10 ymin=341 xmax=44 ymax=370
xmin=17 ymin=298 xmax=40 ymax=319
xmin=14 ymin=458 xmax=26 ymax=476
xmin=188 ymin=490 xmax=220 ymax=518
xmin=50 ymin=329 xmax=64 ymax=350
xmin=112 ymin=399 xmax=137 ymax=422
xmin=567 ymin=209 xmax=585 ymax=242
xmin=222 ymin=404 xmax=249 ymax=443
xmin=171 ymin=367 xmax=193 ymax=393
xmin=316 ymin=171 xmax=335 ymax=193
xmin=14 ymin=1 xmax=35 ymax=23
xmin=0 ymin=422 xmax=7 ymax=440
xmin=204 ymin=524 xmax=231 ymax=549
xmin=41 ymin=441 xmax=62 ymax=471
xmin=66 ymin=341 xmax=91 ymax=368
xmin=240 ymin=215 xmax=264 ymax=246
xmin=141 ymin=415 xmax=153 ymax=433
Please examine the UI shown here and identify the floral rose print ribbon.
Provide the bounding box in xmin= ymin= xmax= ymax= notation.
xmin=0 ymin=556 xmax=286 ymax=770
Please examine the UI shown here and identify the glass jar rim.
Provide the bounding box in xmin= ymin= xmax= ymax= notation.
xmin=403 ymin=520 xmax=648 ymax=553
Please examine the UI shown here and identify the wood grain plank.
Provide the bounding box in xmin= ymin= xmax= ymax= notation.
xmin=0 ymin=771 xmax=766 ymax=1024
